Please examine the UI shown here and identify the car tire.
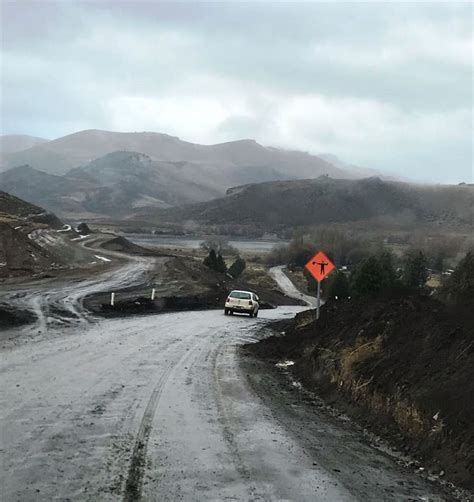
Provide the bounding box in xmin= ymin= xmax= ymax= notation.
xmin=224 ymin=309 xmax=229 ymax=315
xmin=254 ymin=310 xmax=258 ymax=317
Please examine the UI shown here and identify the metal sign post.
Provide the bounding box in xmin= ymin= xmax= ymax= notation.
xmin=305 ymin=250 xmax=335 ymax=321
xmin=316 ymin=280 xmax=321 ymax=320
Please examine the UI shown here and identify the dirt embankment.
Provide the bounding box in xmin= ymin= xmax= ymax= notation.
xmin=247 ymin=294 xmax=474 ymax=492
xmin=98 ymin=235 xmax=162 ymax=256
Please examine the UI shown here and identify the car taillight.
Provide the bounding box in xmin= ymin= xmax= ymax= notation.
xmin=248 ymin=300 xmax=253 ymax=305
xmin=226 ymin=297 xmax=230 ymax=302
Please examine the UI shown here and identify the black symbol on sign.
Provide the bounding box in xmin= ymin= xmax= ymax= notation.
xmin=313 ymin=261 xmax=329 ymax=275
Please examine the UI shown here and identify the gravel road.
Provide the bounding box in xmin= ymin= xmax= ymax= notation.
xmin=0 ymin=264 xmax=450 ymax=501
xmin=0 ymin=236 xmax=162 ymax=346
xmin=269 ymin=266 xmax=318 ymax=307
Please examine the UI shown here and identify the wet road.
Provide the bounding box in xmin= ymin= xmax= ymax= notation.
xmin=1 ymin=305 xmax=450 ymax=501
xmin=269 ymin=266 xmax=318 ymax=307
xmin=0 ymin=237 xmax=163 ymax=346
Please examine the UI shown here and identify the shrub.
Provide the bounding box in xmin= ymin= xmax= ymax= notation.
xmin=228 ymin=257 xmax=246 ymax=278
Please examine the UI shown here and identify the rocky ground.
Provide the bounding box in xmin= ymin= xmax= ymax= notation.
xmin=246 ymin=292 xmax=474 ymax=495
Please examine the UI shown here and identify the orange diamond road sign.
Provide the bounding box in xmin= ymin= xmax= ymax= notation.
xmin=305 ymin=250 xmax=335 ymax=282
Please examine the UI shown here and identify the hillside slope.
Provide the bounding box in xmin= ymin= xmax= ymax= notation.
xmin=0 ymin=135 xmax=48 ymax=154
xmin=0 ymin=165 xmax=97 ymax=217
xmin=248 ymin=294 xmax=474 ymax=491
xmin=0 ymin=153 xmax=225 ymax=218
xmin=0 ymin=147 xmax=344 ymax=218
xmin=0 ymin=192 xmax=63 ymax=277
xmin=148 ymin=177 xmax=474 ymax=233
xmin=0 ymin=191 xmax=97 ymax=277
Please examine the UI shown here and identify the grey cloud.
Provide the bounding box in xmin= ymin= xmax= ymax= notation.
xmin=1 ymin=1 xmax=472 ymax=182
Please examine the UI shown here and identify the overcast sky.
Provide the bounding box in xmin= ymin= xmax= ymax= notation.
xmin=1 ymin=1 xmax=472 ymax=182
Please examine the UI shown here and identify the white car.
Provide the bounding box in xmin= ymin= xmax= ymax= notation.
xmin=224 ymin=290 xmax=259 ymax=317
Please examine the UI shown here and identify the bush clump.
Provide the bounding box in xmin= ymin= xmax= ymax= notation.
xmin=351 ymin=251 xmax=398 ymax=297
xmin=228 ymin=257 xmax=246 ymax=278
xmin=203 ymin=249 xmax=227 ymax=273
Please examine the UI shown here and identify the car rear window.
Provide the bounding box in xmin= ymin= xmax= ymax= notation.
xmin=229 ymin=291 xmax=251 ymax=299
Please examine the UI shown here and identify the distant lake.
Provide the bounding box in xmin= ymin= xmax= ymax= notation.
xmin=124 ymin=234 xmax=288 ymax=254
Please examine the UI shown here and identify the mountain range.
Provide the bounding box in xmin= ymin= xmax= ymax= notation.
xmin=0 ymin=129 xmax=373 ymax=218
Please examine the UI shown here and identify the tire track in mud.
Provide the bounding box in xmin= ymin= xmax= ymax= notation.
xmin=210 ymin=338 xmax=262 ymax=501
xmin=1 ymin=243 xmax=161 ymax=339
xmin=123 ymin=361 xmax=175 ymax=501
xmin=2 ymin=327 xmax=186 ymax=502
xmin=123 ymin=337 xmax=204 ymax=501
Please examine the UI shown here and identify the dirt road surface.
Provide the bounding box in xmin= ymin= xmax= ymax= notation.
xmin=0 ymin=263 xmax=451 ymax=501
xmin=0 ymin=235 xmax=163 ymax=345
xmin=269 ymin=266 xmax=318 ymax=307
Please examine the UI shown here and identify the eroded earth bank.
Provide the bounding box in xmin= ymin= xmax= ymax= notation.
xmin=246 ymin=292 xmax=474 ymax=498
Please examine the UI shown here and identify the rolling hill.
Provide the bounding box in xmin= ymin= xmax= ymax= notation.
xmin=145 ymin=177 xmax=474 ymax=233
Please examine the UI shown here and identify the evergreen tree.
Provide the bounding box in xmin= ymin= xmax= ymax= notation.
xmin=215 ymin=253 xmax=228 ymax=273
xmin=326 ymin=270 xmax=350 ymax=300
xmin=203 ymin=249 xmax=218 ymax=270
xmin=351 ymin=256 xmax=387 ymax=297
xmin=228 ymin=257 xmax=246 ymax=278
xmin=377 ymin=250 xmax=397 ymax=289
xmin=403 ymin=249 xmax=429 ymax=288
xmin=204 ymin=250 xmax=228 ymax=273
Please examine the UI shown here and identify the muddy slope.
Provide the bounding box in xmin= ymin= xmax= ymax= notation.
xmin=247 ymin=294 xmax=474 ymax=492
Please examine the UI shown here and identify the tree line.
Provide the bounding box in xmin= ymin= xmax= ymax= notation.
xmin=322 ymin=249 xmax=473 ymax=303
